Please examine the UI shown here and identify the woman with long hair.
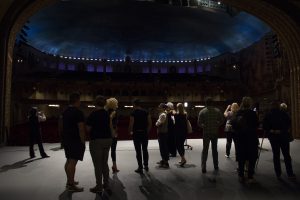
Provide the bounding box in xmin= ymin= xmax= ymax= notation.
xmin=174 ymin=103 xmax=188 ymax=167
xmin=232 ymin=97 xmax=259 ymax=184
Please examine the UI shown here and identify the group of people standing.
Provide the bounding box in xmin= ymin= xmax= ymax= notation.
xmin=28 ymin=93 xmax=296 ymax=195
xmin=222 ymin=97 xmax=296 ymax=183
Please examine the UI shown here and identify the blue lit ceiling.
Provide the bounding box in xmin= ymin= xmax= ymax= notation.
xmin=25 ymin=0 xmax=270 ymax=60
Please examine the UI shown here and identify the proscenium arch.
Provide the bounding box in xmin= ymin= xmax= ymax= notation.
xmin=0 ymin=0 xmax=300 ymax=145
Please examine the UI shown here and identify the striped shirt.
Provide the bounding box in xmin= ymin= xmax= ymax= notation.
xmin=198 ymin=106 xmax=223 ymax=137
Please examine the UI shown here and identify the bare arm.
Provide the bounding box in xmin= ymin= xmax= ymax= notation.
xmin=78 ymin=122 xmax=86 ymax=144
xmin=128 ymin=116 xmax=134 ymax=135
xmin=38 ymin=112 xmax=47 ymax=122
xmin=147 ymin=114 xmax=152 ymax=134
xmin=224 ymin=105 xmax=231 ymax=118
xmin=156 ymin=113 xmax=166 ymax=127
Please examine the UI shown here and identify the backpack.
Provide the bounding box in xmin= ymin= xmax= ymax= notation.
xmin=232 ymin=112 xmax=248 ymax=132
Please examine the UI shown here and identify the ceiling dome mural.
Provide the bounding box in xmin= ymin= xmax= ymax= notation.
xmin=24 ymin=0 xmax=271 ymax=60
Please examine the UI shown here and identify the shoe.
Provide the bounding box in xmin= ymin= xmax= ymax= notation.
xmin=144 ymin=166 xmax=149 ymax=172
xmin=247 ymin=178 xmax=257 ymax=184
xmin=135 ymin=168 xmax=143 ymax=174
xmin=159 ymin=162 xmax=170 ymax=169
xmin=67 ymin=184 xmax=84 ymax=192
xmin=66 ymin=181 xmax=79 ymax=187
xmin=170 ymin=154 xmax=177 ymax=157
xmin=156 ymin=160 xmax=163 ymax=165
xmin=202 ymin=168 xmax=207 ymax=174
xmin=104 ymin=187 xmax=113 ymax=196
xmin=30 ymin=155 xmax=36 ymax=159
xmin=112 ymin=166 xmax=120 ymax=173
xmin=41 ymin=154 xmax=50 ymax=158
xmin=238 ymin=176 xmax=245 ymax=183
xmin=225 ymin=154 xmax=229 ymax=158
xmin=179 ymin=160 xmax=186 ymax=167
xmin=214 ymin=166 xmax=219 ymax=171
xmin=288 ymin=174 xmax=296 ymax=180
xmin=90 ymin=186 xmax=102 ymax=194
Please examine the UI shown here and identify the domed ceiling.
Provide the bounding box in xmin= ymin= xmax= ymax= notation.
xmin=24 ymin=0 xmax=271 ymax=60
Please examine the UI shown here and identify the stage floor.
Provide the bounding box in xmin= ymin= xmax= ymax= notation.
xmin=0 ymin=139 xmax=300 ymax=200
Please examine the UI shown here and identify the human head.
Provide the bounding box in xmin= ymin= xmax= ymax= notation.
xmin=231 ymin=103 xmax=239 ymax=112
xmin=95 ymin=95 xmax=106 ymax=107
xmin=166 ymin=102 xmax=174 ymax=111
xmin=158 ymin=103 xmax=168 ymax=112
xmin=240 ymin=96 xmax=253 ymax=110
xmin=280 ymin=103 xmax=288 ymax=112
xmin=176 ymin=103 xmax=186 ymax=114
xmin=69 ymin=93 xmax=81 ymax=107
xmin=106 ymin=97 xmax=118 ymax=110
xmin=205 ymin=97 xmax=213 ymax=107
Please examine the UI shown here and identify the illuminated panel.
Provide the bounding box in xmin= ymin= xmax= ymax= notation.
xmin=87 ymin=64 xmax=95 ymax=72
xmin=96 ymin=65 xmax=104 ymax=72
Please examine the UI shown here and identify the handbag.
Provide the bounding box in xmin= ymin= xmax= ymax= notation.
xmin=187 ymin=119 xmax=193 ymax=134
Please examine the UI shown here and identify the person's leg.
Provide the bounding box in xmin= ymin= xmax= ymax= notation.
xmin=133 ymin=134 xmax=143 ymax=169
xmin=90 ymin=140 xmax=103 ymax=188
xmin=226 ymin=132 xmax=232 ymax=157
xmin=111 ymin=137 xmax=119 ymax=171
xmin=36 ymin=132 xmax=47 ymax=157
xmin=102 ymin=139 xmax=112 ymax=190
xmin=211 ymin=137 xmax=219 ymax=169
xmin=238 ymin=159 xmax=245 ymax=178
xmin=168 ymin=131 xmax=176 ymax=156
xmin=141 ymin=134 xmax=149 ymax=169
xmin=201 ymin=136 xmax=210 ymax=171
xmin=177 ymin=135 xmax=186 ymax=164
xmin=163 ymin=134 xmax=169 ymax=163
xmin=280 ymin=140 xmax=295 ymax=177
xmin=65 ymin=159 xmax=78 ymax=185
xmin=29 ymin=133 xmax=35 ymax=158
xmin=158 ymin=133 xmax=164 ymax=162
xmin=269 ymin=139 xmax=281 ymax=177
xmin=247 ymin=159 xmax=256 ymax=180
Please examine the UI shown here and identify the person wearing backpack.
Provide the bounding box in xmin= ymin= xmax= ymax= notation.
xmin=232 ymin=97 xmax=259 ymax=184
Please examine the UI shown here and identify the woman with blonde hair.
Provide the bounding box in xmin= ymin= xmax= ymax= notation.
xmin=105 ymin=97 xmax=120 ymax=173
xmin=224 ymin=102 xmax=239 ymax=158
xmin=174 ymin=103 xmax=188 ymax=167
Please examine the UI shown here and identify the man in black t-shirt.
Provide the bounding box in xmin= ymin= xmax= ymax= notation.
xmin=62 ymin=93 xmax=86 ymax=192
xmin=86 ymin=96 xmax=114 ymax=195
xmin=129 ymin=99 xmax=152 ymax=174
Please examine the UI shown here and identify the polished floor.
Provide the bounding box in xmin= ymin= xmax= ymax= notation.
xmin=0 ymin=139 xmax=300 ymax=200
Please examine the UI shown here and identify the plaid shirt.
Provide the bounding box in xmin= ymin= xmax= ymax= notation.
xmin=198 ymin=106 xmax=223 ymax=137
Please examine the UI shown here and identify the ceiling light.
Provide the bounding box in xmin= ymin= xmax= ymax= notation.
xmin=195 ymin=105 xmax=205 ymax=108
xmin=48 ymin=104 xmax=60 ymax=108
xmin=124 ymin=105 xmax=133 ymax=108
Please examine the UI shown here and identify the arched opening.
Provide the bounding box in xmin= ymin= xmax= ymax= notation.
xmin=1 ymin=0 xmax=300 ymax=145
